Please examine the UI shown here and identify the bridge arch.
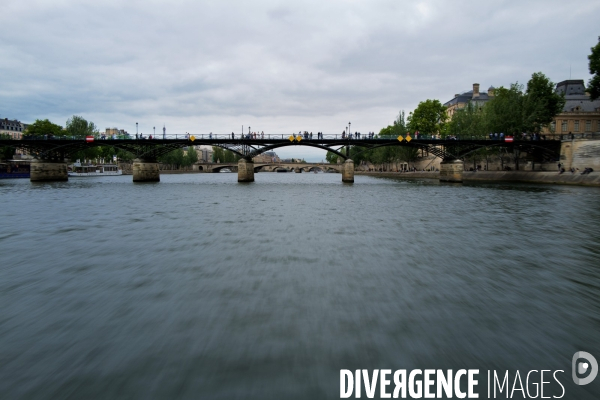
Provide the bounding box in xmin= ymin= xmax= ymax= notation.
xmin=211 ymin=164 xmax=237 ymax=172
xmin=247 ymin=142 xmax=348 ymax=161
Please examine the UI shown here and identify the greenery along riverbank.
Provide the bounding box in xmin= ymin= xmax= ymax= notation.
xmin=327 ymin=71 xmax=569 ymax=168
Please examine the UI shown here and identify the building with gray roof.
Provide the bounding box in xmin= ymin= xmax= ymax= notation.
xmin=444 ymin=83 xmax=495 ymax=117
xmin=544 ymin=80 xmax=600 ymax=135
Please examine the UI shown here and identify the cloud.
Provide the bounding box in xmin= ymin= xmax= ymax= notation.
xmin=1 ymin=0 xmax=599 ymax=160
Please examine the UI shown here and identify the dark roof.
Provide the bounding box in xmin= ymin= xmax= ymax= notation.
xmin=563 ymin=96 xmax=600 ymax=112
xmin=444 ymin=91 xmax=492 ymax=107
xmin=0 ymin=118 xmax=23 ymax=129
xmin=556 ymin=80 xmax=586 ymax=95
xmin=553 ymin=79 xmax=600 ymax=112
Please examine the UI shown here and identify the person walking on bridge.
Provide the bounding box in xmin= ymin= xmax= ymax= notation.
xmin=232 ymin=132 xmax=235 ymax=139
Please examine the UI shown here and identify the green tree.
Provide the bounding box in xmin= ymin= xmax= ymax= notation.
xmin=211 ymin=146 xmax=239 ymax=163
xmin=392 ymin=110 xmax=409 ymax=137
xmin=484 ymin=73 xmax=565 ymax=135
xmin=588 ymin=36 xmax=600 ymax=101
xmin=448 ymin=101 xmax=487 ymax=138
xmin=185 ymin=147 xmax=198 ymax=166
xmin=1 ymin=133 xmax=15 ymax=160
xmin=407 ymin=100 xmax=448 ymax=136
xmin=212 ymin=147 xmax=224 ymax=163
xmin=160 ymin=148 xmax=185 ymax=168
xmin=484 ymin=83 xmax=525 ymax=135
xmin=24 ymin=119 xmax=63 ymax=137
xmin=325 ymin=151 xmax=339 ymax=164
xmin=522 ymin=72 xmax=565 ymax=133
xmin=65 ymin=115 xmax=98 ymax=138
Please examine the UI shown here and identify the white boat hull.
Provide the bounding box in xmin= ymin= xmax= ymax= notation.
xmin=68 ymin=171 xmax=123 ymax=177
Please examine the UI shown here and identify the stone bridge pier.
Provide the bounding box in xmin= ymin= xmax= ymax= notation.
xmin=30 ymin=159 xmax=68 ymax=182
xmin=342 ymin=159 xmax=354 ymax=183
xmin=238 ymin=158 xmax=254 ymax=182
xmin=439 ymin=158 xmax=464 ymax=182
xmin=133 ymin=158 xmax=160 ymax=182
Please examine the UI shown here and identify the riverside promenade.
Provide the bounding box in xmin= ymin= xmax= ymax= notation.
xmin=357 ymin=170 xmax=600 ymax=186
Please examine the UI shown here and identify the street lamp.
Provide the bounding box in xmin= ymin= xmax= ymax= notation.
xmin=153 ymin=126 xmax=155 ymax=137
xmin=349 ymin=121 xmax=351 ymax=134
xmin=136 ymin=122 xmax=138 ymax=136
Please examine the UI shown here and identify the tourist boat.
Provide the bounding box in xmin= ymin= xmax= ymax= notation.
xmin=68 ymin=162 xmax=122 ymax=177
xmin=0 ymin=160 xmax=30 ymax=179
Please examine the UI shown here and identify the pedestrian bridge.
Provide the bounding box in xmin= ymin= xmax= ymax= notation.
xmin=0 ymin=134 xmax=561 ymax=184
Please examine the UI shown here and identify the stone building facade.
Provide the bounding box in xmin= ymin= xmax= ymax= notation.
xmin=253 ymin=151 xmax=280 ymax=163
xmin=443 ymin=83 xmax=495 ymax=117
xmin=542 ymin=80 xmax=600 ymax=136
xmin=0 ymin=117 xmax=27 ymax=139
xmin=193 ymin=145 xmax=214 ymax=163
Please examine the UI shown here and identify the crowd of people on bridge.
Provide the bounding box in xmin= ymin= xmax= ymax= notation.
xmin=238 ymin=131 xmax=265 ymax=139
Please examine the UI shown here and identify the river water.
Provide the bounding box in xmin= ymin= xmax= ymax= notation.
xmin=1 ymin=173 xmax=599 ymax=399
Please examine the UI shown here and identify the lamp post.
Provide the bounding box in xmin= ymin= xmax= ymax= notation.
xmin=136 ymin=122 xmax=138 ymax=137
xmin=153 ymin=126 xmax=155 ymax=137
xmin=347 ymin=121 xmax=351 ymax=157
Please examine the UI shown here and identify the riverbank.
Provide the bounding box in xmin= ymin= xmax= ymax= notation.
xmin=357 ymin=170 xmax=600 ymax=186
xmin=120 ymin=169 xmax=198 ymax=175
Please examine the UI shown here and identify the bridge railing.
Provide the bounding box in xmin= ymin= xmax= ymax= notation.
xmin=16 ymin=131 xmax=590 ymax=141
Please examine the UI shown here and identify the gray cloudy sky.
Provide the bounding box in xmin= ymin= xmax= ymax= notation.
xmin=2 ymin=0 xmax=598 ymax=161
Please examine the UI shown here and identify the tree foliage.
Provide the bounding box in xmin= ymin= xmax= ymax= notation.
xmin=66 ymin=115 xmax=98 ymax=138
xmin=588 ymin=36 xmax=600 ymax=101
xmin=483 ymin=83 xmax=525 ymax=135
xmin=0 ymin=133 xmax=15 ymax=160
xmin=157 ymin=147 xmax=200 ymax=168
xmin=447 ymin=72 xmax=564 ymax=137
xmin=211 ymin=146 xmax=239 ymax=163
xmin=186 ymin=147 xmax=198 ymax=165
xmin=159 ymin=148 xmax=185 ymax=167
xmin=522 ymin=72 xmax=565 ymax=133
xmin=327 ymin=111 xmax=418 ymax=168
xmin=484 ymin=73 xmax=564 ymax=135
xmin=407 ymin=100 xmax=448 ymax=136
xmin=24 ymin=119 xmax=63 ymax=137
xmin=326 ymin=151 xmax=339 ymax=164
xmin=447 ymin=101 xmax=486 ymax=138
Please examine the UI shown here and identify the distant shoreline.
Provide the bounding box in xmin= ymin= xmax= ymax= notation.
xmin=357 ymin=170 xmax=600 ymax=187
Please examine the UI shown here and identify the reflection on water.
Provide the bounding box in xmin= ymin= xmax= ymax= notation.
xmin=1 ymin=174 xmax=599 ymax=399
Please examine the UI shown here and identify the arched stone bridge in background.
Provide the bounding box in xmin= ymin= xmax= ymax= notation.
xmin=0 ymin=134 xmax=561 ymax=183
xmin=198 ymin=162 xmax=342 ymax=173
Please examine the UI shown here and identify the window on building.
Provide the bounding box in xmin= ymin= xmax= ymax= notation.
xmin=550 ymin=121 xmax=556 ymax=132
xmin=574 ymin=120 xmax=580 ymax=132
xmin=586 ymin=120 xmax=592 ymax=132
xmin=561 ymin=121 xmax=568 ymax=132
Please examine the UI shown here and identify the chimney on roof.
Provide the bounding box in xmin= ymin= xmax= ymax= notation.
xmin=472 ymin=83 xmax=480 ymax=98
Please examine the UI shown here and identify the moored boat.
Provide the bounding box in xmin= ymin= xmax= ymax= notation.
xmin=0 ymin=160 xmax=31 ymax=179
xmin=68 ymin=162 xmax=122 ymax=177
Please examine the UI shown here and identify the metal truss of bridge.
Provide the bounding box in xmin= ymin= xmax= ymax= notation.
xmin=0 ymin=133 xmax=561 ymax=183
